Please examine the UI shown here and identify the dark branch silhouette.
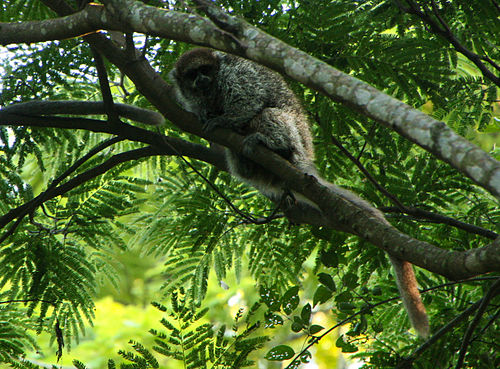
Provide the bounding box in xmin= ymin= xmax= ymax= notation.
xmin=396 ymin=0 xmax=500 ymax=86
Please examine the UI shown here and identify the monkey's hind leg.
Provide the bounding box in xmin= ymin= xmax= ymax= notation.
xmin=241 ymin=108 xmax=296 ymax=160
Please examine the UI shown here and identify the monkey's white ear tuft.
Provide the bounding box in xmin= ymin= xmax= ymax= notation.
xmin=213 ymin=51 xmax=227 ymax=61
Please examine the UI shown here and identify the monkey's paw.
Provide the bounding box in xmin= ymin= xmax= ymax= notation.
xmin=242 ymin=133 xmax=267 ymax=156
xmin=202 ymin=117 xmax=230 ymax=132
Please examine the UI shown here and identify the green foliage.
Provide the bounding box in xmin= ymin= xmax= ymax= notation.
xmin=102 ymin=289 xmax=269 ymax=369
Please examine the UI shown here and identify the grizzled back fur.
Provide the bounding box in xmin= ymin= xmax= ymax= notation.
xmin=169 ymin=48 xmax=315 ymax=200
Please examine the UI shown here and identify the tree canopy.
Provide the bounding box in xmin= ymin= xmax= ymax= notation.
xmin=0 ymin=1 xmax=499 ymax=368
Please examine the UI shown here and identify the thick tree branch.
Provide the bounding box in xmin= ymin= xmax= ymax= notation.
xmin=8 ymin=0 xmax=493 ymax=198
xmin=2 ymin=101 xmax=164 ymax=126
xmin=6 ymin=0 xmax=499 ymax=280
xmin=0 ymin=111 xmax=225 ymax=170
xmin=0 ymin=3 xmax=116 ymax=45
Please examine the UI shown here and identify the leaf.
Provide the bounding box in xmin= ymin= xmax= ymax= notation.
xmin=264 ymin=311 xmax=284 ymax=328
xmin=320 ymin=248 xmax=338 ymax=268
xmin=301 ymin=303 xmax=312 ymax=323
xmin=309 ymin=325 xmax=324 ymax=335
xmin=313 ymin=286 xmax=333 ymax=306
xmin=291 ymin=316 xmax=303 ymax=332
xmin=342 ymin=272 xmax=358 ymax=289
xmin=260 ymin=286 xmax=281 ymax=312
xmin=318 ymin=273 xmax=336 ymax=291
xmin=300 ymin=350 xmax=312 ymax=363
xmin=336 ymin=335 xmax=358 ymax=353
xmin=281 ymin=286 xmax=300 ymax=314
xmin=338 ymin=302 xmax=356 ymax=312
xmin=265 ymin=345 xmax=295 ymax=361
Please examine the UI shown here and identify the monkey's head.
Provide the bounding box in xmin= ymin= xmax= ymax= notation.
xmin=169 ymin=48 xmax=220 ymax=97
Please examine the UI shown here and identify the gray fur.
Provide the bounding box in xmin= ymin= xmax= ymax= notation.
xmin=169 ymin=48 xmax=314 ymax=200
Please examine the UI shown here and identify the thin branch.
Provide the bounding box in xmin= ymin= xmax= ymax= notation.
xmin=356 ymin=122 xmax=376 ymax=161
xmin=398 ymin=0 xmax=500 ymax=86
xmin=51 ymin=136 xmax=124 ymax=190
xmin=398 ymin=300 xmax=482 ymax=368
xmin=491 ymin=0 xmax=500 ymax=13
xmin=381 ymin=207 xmax=498 ymax=240
xmin=455 ymin=278 xmax=500 ymax=369
xmin=285 ymin=296 xmax=399 ymax=369
xmin=90 ymin=46 xmax=120 ymax=123
xmin=326 ymin=128 xmax=405 ymax=210
xmin=319 ymin=113 xmax=498 ymax=240
xmin=429 ymin=0 xmax=500 ymax=73
xmin=155 ymin=129 xmax=266 ymax=225
xmin=286 ymin=277 xmax=499 ymax=369
xmin=0 ymin=146 xmax=161 ymax=243
xmin=402 ymin=278 xmax=500 ymax=367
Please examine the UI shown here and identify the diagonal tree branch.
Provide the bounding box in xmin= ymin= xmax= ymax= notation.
xmin=0 ymin=146 xmax=161 ymax=244
xmin=454 ymin=278 xmax=500 ymax=369
xmin=396 ymin=0 xmax=500 ymax=85
xmin=4 ymin=0 xmax=493 ymax=198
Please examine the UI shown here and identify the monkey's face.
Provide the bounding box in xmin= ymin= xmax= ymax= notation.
xmin=169 ymin=48 xmax=221 ymax=114
xmin=180 ymin=64 xmax=217 ymax=95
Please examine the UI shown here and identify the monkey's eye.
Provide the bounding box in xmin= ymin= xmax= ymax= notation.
xmin=197 ymin=65 xmax=214 ymax=76
xmin=184 ymin=70 xmax=198 ymax=80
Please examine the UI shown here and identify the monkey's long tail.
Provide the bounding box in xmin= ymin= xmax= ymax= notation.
xmin=389 ymin=255 xmax=430 ymax=338
xmin=297 ymin=171 xmax=430 ymax=337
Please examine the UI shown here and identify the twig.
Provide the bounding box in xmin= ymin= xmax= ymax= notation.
xmin=397 ymin=0 xmax=500 ymax=86
xmin=318 ymin=112 xmax=497 ymax=239
xmin=455 ymin=278 xmax=500 ymax=369
xmin=0 ymin=146 xmax=161 ymax=243
xmin=381 ymin=206 xmax=498 ymax=240
xmin=90 ymin=46 xmax=121 ymax=124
